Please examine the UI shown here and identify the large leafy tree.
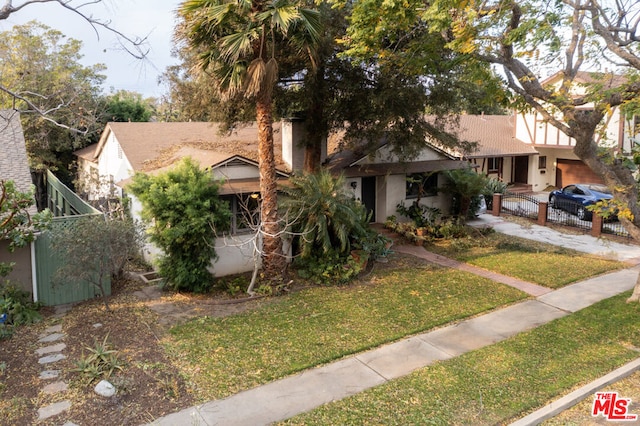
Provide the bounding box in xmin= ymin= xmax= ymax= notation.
xmin=0 ymin=1 xmax=149 ymax=126
xmin=100 ymin=90 xmax=154 ymax=123
xmin=178 ymin=0 xmax=321 ymax=276
xmin=427 ymin=0 xmax=640 ymax=300
xmin=330 ymin=0 xmax=508 ymax=157
xmin=0 ymin=21 xmax=106 ymax=203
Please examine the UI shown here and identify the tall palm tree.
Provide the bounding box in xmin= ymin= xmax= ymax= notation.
xmin=179 ymin=0 xmax=321 ymax=275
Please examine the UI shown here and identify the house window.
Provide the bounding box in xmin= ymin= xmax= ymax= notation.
xmin=406 ymin=173 xmax=438 ymax=199
xmin=487 ymin=157 xmax=501 ymax=173
xmin=538 ymin=156 xmax=547 ymax=169
xmin=117 ymin=144 xmax=123 ymax=159
xmin=221 ymin=193 xmax=260 ymax=234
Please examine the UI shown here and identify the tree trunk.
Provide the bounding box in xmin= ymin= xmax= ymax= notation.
xmin=571 ymin=127 xmax=640 ymax=302
xmin=256 ymin=95 xmax=285 ymax=277
xmin=303 ymin=63 xmax=326 ymax=173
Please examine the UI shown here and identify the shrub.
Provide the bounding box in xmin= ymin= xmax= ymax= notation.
xmin=128 ymin=158 xmax=231 ymax=293
xmin=482 ymin=178 xmax=508 ymax=210
xmin=442 ymin=168 xmax=489 ymax=219
xmin=51 ymin=215 xmax=142 ymax=311
xmin=73 ymin=334 xmax=124 ymax=384
xmin=0 ymin=283 xmax=41 ymax=339
xmin=293 ymin=249 xmax=363 ymax=285
xmin=281 ymin=171 xmax=389 ymax=284
xmin=396 ymin=201 xmax=442 ymax=228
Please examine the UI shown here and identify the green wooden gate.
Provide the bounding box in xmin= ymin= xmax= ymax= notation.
xmin=33 ymin=171 xmax=110 ymax=306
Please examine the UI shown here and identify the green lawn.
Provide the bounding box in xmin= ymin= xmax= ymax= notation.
xmin=426 ymin=232 xmax=623 ymax=288
xmin=282 ymin=293 xmax=640 ymax=425
xmin=164 ymin=231 xmax=629 ymax=412
xmin=164 ymin=265 xmax=526 ymax=401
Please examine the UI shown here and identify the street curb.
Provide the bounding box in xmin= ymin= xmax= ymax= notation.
xmin=510 ymin=357 xmax=640 ymax=425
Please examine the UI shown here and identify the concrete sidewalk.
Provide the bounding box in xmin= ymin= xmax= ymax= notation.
xmin=148 ymin=219 xmax=640 ymax=426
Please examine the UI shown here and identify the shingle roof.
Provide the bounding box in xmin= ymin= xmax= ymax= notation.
xmin=436 ymin=114 xmax=538 ymax=158
xmin=0 ymin=110 xmax=33 ymax=193
xmin=86 ymin=121 xmax=287 ymax=173
xmin=325 ymin=114 xmax=536 ymax=175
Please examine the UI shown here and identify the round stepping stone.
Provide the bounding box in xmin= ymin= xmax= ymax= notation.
xmin=94 ymin=380 xmax=116 ymax=397
xmin=37 ymin=400 xmax=71 ymax=421
xmin=38 ymin=353 xmax=66 ymax=364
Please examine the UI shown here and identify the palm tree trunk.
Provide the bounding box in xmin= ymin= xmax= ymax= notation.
xmin=256 ymin=94 xmax=285 ymax=276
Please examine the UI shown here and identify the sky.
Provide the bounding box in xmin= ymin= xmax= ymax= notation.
xmin=0 ymin=0 xmax=182 ymax=98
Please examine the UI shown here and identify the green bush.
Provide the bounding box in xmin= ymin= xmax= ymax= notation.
xmin=396 ymin=201 xmax=442 ymax=228
xmin=128 ymin=158 xmax=231 ymax=293
xmin=281 ymin=171 xmax=390 ymax=284
xmin=442 ymin=168 xmax=489 ymax=219
xmin=73 ymin=334 xmax=124 ymax=384
xmin=293 ymin=249 xmax=363 ymax=285
xmin=482 ymin=177 xmax=508 ymax=210
xmin=0 ymin=283 xmax=41 ymax=339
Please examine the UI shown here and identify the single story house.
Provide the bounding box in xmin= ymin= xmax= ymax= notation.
xmin=0 ymin=109 xmax=37 ymax=295
xmin=76 ymin=119 xmax=474 ymax=276
xmin=324 ymin=135 xmax=471 ymax=223
xmin=75 ymin=120 xmax=311 ymax=277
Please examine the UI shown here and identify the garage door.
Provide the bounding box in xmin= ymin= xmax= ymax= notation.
xmin=556 ymin=159 xmax=604 ymax=188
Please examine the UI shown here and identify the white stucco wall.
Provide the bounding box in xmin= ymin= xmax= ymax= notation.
xmin=212 ymin=164 xmax=261 ymax=180
xmin=346 ymin=174 xmax=452 ymax=223
xmin=129 ymin=193 xmax=273 ymax=278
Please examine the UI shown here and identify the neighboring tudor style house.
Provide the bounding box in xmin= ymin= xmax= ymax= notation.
xmin=515 ymin=71 xmax=638 ymax=190
xmin=0 ymin=110 xmax=37 ymax=294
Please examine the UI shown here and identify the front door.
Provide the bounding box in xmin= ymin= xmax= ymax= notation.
xmin=361 ymin=177 xmax=376 ymax=222
xmin=514 ymin=156 xmax=529 ymax=184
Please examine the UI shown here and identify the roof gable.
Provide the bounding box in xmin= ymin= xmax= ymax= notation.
xmin=90 ymin=121 xmax=288 ymax=174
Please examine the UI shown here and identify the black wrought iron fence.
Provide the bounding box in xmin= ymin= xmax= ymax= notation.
xmin=500 ymin=192 xmax=539 ymax=219
xmin=602 ymin=221 xmax=631 ymax=238
xmin=498 ymin=191 xmax=632 ymax=239
xmin=546 ymin=199 xmax=593 ymax=232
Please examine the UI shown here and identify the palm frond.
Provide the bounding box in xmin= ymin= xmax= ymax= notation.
xmin=219 ymin=30 xmax=255 ymax=63
xmin=297 ymin=8 xmax=322 ymax=44
xmin=257 ymin=4 xmax=299 ymax=34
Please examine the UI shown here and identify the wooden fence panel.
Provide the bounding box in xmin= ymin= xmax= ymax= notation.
xmin=33 ymin=172 xmax=110 ymax=306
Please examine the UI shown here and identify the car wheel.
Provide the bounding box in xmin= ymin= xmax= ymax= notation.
xmin=577 ymin=206 xmax=590 ymax=221
xmin=549 ymin=195 xmax=557 ymax=209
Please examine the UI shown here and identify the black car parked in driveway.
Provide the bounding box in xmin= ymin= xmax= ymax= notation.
xmin=549 ymin=183 xmax=613 ymax=221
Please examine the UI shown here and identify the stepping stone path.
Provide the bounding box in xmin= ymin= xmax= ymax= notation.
xmin=36 ymin=323 xmax=72 ymax=421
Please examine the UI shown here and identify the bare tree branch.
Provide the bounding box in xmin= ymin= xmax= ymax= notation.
xmin=0 ymin=0 xmax=150 ymax=58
